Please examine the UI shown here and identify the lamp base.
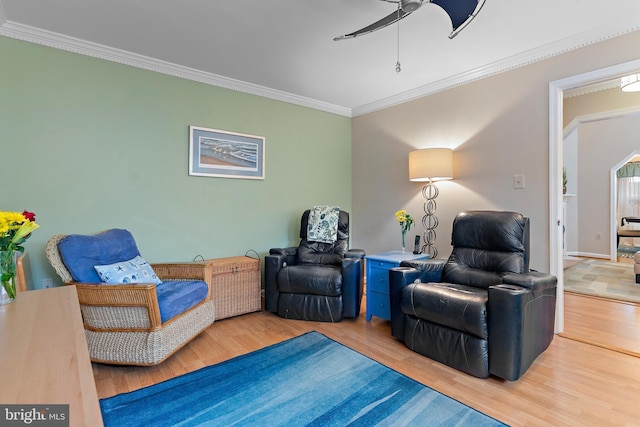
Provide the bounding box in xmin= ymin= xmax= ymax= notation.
xmin=421 ymin=181 xmax=439 ymax=258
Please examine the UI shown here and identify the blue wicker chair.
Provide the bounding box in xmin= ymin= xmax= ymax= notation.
xmin=46 ymin=229 xmax=215 ymax=365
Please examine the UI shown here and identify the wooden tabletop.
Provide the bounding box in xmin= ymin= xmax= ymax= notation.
xmin=0 ymin=286 xmax=103 ymax=426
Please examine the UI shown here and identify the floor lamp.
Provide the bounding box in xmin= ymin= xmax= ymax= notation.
xmin=408 ymin=148 xmax=454 ymax=258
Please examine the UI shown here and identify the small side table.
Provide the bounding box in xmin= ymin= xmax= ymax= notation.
xmin=365 ymin=251 xmax=429 ymax=321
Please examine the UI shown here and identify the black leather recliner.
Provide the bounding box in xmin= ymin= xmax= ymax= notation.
xmin=264 ymin=209 xmax=365 ymax=322
xmin=389 ymin=211 xmax=557 ymax=380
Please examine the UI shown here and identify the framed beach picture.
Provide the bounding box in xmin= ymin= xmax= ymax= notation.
xmin=189 ymin=125 xmax=265 ymax=179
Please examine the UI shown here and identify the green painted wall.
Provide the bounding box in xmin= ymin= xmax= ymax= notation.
xmin=0 ymin=36 xmax=352 ymax=288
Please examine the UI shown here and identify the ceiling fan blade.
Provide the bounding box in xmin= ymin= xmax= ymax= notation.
xmin=431 ymin=0 xmax=486 ymax=39
xmin=333 ymin=8 xmax=412 ymax=41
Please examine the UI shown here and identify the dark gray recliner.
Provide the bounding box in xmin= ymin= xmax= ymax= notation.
xmin=389 ymin=211 xmax=557 ymax=380
xmin=264 ymin=209 xmax=365 ymax=322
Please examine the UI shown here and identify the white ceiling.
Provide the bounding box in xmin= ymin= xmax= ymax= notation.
xmin=1 ymin=0 xmax=640 ymax=116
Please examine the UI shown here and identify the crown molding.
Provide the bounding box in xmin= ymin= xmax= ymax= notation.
xmin=0 ymin=20 xmax=352 ymax=117
xmin=563 ymin=80 xmax=620 ymax=98
xmin=1 ymin=12 xmax=638 ymax=119
xmin=352 ymin=22 xmax=640 ymax=117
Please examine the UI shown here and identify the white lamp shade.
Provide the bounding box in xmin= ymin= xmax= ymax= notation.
xmin=408 ymin=148 xmax=454 ymax=181
xmin=621 ymin=74 xmax=640 ymax=93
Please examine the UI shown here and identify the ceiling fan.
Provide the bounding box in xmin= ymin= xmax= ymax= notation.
xmin=333 ymin=0 xmax=487 ymax=41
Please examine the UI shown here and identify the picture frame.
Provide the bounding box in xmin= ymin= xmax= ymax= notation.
xmin=189 ymin=125 xmax=265 ymax=180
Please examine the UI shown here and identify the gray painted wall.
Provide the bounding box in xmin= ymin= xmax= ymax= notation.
xmin=352 ymin=31 xmax=640 ymax=271
xmin=576 ymin=116 xmax=640 ymax=256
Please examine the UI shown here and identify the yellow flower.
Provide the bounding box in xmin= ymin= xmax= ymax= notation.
xmin=0 ymin=210 xmax=39 ymax=252
xmin=0 ymin=212 xmax=25 ymax=234
xmin=395 ymin=209 xmax=414 ymax=232
xmin=12 ymin=221 xmax=39 ymax=244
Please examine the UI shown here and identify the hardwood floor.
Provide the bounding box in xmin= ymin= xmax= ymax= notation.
xmin=562 ymin=292 xmax=640 ymax=357
xmin=561 ymin=255 xmax=640 ymax=356
xmin=93 ymin=300 xmax=640 ymax=426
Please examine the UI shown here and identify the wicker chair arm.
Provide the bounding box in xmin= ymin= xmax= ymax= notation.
xmin=152 ymin=262 xmax=208 ymax=280
xmin=73 ymin=283 xmax=162 ymax=329
xmin=45 ymin=234 xmax=74 ymax=283
xmin=152 ymin=262 xmax=212 ymax=301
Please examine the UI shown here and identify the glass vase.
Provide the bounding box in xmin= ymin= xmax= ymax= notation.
xmin=401 ymin=230 xmax=406 ymax=252
xmin=0 ymin=250 xmax=17 ymax=305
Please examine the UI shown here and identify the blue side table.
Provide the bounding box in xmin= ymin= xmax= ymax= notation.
xmin=365 ymin=251 xmax=430 ymax=321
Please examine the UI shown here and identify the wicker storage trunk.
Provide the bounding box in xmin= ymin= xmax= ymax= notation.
xmin=202 ymin=256 xmax=261 ymax=320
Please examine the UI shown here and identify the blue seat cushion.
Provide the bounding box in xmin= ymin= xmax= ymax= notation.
xmin=58 ymin=229 xmax=141 ymax=283
xmin=156 ymin=280 xmax=209 ymax=323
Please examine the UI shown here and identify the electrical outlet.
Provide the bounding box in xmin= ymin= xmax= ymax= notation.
xmin=513 ymin=174 xmax=525 ymax=189
xmin=595 ymin=233 xmax=602 ymax=240
xmin=42 ymin=278 xmax=53 ymax=288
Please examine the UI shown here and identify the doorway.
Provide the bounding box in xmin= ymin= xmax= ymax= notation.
xmin=550 ymin=58 xmax=640 ymax=335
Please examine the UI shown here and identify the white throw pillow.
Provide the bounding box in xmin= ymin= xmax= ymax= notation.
xmin=94 ymin=255 xmax=162 ymax=285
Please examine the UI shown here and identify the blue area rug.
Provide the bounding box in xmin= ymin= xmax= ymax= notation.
xmin=618 ymin=245 xmax=640 ymax=258
xmin=100 ymin=332 xmax=507 ymax=426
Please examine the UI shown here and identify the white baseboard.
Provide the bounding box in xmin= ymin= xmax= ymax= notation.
xmin=569 ymin=251 xmax=609 ymax=259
